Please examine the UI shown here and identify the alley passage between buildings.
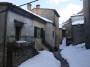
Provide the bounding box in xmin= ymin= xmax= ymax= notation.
xmin=53 ymin=50 xmax=69 ymax=67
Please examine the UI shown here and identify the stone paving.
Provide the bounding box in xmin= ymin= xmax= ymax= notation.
xmin=53 ymin=50 xmax=69 ymax=67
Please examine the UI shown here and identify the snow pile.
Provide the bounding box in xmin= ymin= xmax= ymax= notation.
xmin=60 ymin=43 xmax=90 ymax=67
xmin=16 ymin=41 xmax=27 ymax=43
xmin=59 ymin=38 xmax=67 ymax=49
xmin=19 ymin=50 xmax=61 ymax=67
xmin=72 ymin=20 xmax=84 ymax=25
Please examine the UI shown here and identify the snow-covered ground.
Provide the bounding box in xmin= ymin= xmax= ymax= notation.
xmin=19 ymin=50 xmax=61 ymax=67
xmin=60 ymin=38 xmax=90 ymax=67
xmin=59 ymin=38 xmax=66 ymax=49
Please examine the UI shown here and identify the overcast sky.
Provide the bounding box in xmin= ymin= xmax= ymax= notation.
xmin=0 ymin=0 xmax=83 ymax=26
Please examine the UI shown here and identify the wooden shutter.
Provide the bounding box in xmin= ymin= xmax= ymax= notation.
xmin=41 ymin=28 xmax=43 ymax=38
xmin=41 ymin=28 xmax=45 ymax=43
xmin=34 ymin=27 xmax=37 ymax=38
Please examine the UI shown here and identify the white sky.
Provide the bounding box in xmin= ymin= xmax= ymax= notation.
xmin=0 ymin=0 xmax=83 ymax=26
xmin=59 ymin=3 xmax=82 ymax=24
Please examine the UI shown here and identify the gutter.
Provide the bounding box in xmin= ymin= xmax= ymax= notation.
xmin=3 ymin=7 xmax=8 ymax=67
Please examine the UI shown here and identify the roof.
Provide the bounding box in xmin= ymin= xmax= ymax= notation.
xmin=53 ymin=9 xmax=60 ymax=17
xmin=0 ymin=2 xmax=53 ymax=23
xmin=71 ymin=9 xmax=84 ymax=17
xmin=71 ymin=13 xmax=84 ymax=17
xmin=72 ymin=20 xmax=84 ymax=25
xmin=27 ymin=10 xmax=53 ymax=23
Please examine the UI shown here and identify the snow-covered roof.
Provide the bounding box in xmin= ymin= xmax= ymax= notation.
xmin=72 ymin=20 xmax=84 ymax=25
xmin=7 ymin=2 xmax=53 ymax=24
xmin=72 ymin=13 xmax=84 ymax=17
xmin=26 ymin=10 xmax=53 ymax=23
xmin=76 ymin=13 xmax=84 ymax=16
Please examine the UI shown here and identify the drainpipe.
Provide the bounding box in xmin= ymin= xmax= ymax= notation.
xmin=3 ymin=7 xmax=8 ymax=67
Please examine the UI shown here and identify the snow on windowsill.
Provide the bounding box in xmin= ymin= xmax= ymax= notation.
xmin=16 ymin=41 xmax=27 ymax=43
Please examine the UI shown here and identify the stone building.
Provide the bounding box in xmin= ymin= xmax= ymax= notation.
xmin=71 ymin=13 xmax=85 ymax=45
xmin=83 ymin=0 xmax=90 ymax=49
xmin=27 ymin=4 xmax=60 ymax=50
xmin=62 ymin=13 xmax=85 ymax=45
xmin=62 ymin=18 xmax=72 ymax=38
xmin=59 ymin=28 xmax=62 ymax=44
xmin=0 ymin=2 xmax=55 ymax=67
xmin=32 ymin=13 xmax=55 ymax=51
xmin=62 ymin=18 xmax=72 ymax=46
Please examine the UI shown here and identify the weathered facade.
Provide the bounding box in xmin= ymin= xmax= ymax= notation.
xmin=33 ymin=17 xmax=55 ymax=51
xmin=0 ymin=2 xmax=55 ymax=67
xmin=62 ymin=13 xmax=85 ymax=45
xmin=29 ymin=5 xmax=60 ymax=50
xmin=0 ymin=4 xmax=8 ymax=67
xmin=72 ymin=24 xmax=85 ymax=45
xmin=45 ymin=23 xmax=55 ymax=49
xmin=83 ymin=0 xmax=90 ymax=49
xmin=0 ymin=2 xmax=38 ymax=67
xmin=59 ymin=28 xmax=62 ymax=44
xmin=62 ymin=18 xmax=72 ymax=38
xmin=62 ymin=19 xmax=72 ymax=46
xmin=71 ymin=14 xmax=85 ymax=45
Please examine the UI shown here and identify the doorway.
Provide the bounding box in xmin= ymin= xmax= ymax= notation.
xmin=14 ymin=20 xmax=24 ymax=41
xmin=15 ymin=26 xmax=22 ymax=41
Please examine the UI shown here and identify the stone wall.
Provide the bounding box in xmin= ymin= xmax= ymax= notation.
xmin=32 ymin=8 xmax=60 ymax=50
xmin=33 ymin=19 xmax=45 ymax=51
xmin=7 ymin=11 xmax=34 ymax=38
xmin=0 ymin=6 xmax=8 ymax=67
xmin=72 ymin=24 xmax=85 ymax=45
xmin=62 ymin=19 xmax=72 ymax=46
xmin=32 ymin=8 xmax=55 ymax=22
xmin=59 ymin=28 xmax=62 ymax=44
xmin=62 ymin=18 xmax=72 ymax=38
xmin=6 ymin=42 xmax=38 ymax=67
xmin=83 ymin=0 xmax=90 ymax=49
xmin=45 ymin=23 xmax=55 ymax=48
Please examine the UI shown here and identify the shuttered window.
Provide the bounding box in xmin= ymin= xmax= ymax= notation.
xmin=34 ymin=27 xmax=41 ymax=38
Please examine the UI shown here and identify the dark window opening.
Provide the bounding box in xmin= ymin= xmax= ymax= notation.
xmin=15 ymin=26 xmax=22 ymax=41
xmin=34 ymin=27 xmax=41 ymax=38
xmin=14 ymin=20 xmax=24 ymax=41
xmin=41 ymin=28 xmax=45 ymax=43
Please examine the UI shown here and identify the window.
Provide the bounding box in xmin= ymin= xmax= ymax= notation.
xmin=34 ymin=27 xmax=41 ymax=38
xmin=14 ymin=20 xmax=24 ymax=41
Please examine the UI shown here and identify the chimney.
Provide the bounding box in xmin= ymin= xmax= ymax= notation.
xmin=27 ymin=4 xmax=32 ymax=11
xmin=36 ymin=4 xmax=40 ymax=8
